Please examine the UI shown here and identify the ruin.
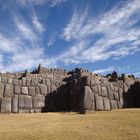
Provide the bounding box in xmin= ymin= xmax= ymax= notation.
xmin=0 ymin=65 xmax=140 ymax=113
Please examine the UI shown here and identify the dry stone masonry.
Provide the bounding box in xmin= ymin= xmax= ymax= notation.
xmin=0 ymin=65 xmax=140 ymax=113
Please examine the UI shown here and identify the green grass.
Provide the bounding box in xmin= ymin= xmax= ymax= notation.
xmin=0 ymin=109 xmax=140 ymax=140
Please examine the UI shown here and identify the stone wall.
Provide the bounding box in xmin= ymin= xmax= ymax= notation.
xmin=0 ymin=68 xmax=68 ymax=113
xmin=0 ymin=66 xmax=140 ymax=113
xmin=69 ymin=73 xmax=140 ymax=112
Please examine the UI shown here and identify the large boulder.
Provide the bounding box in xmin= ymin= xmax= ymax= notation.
xmin=101 ymin=86 xmax=108 ymax=97
xmin=79 ymin=86 xmax=95 ymax=110
xmin=103 ymin=98 xmax=111 ymax=110
xmin=110 ymin=100 xmax=118 ymax=109
xmin=29 ymin=87 xmax=36 ymax=96
xmin=40 ymin=84 xmax=48 ymax=95
xmin=1 ymin=98 xmax=11 ymax=113
xmin=0 ymin=83 xmax=4 ymax=98
xmin=19 ymin=95 xmax=32 ymax=109
xmin=33 ymin=94 xmax=45 ymax=109
xmin=95 ymin=95 xmax=104 ymax=110
xmin=21 ymin=87 xmax=28 ymax=95
xmin=4 ymin=84 xmax=14 ymax=98
xmin=15 ymin=86 xmax=21 ymax=94
xmin=12 ymin=95 xmax=18 ymax=113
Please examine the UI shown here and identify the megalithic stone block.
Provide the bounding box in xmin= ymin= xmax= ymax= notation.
xmin=103 ymin=98 xmax=111 ymax=110
xmin=31 ymin=78 xmax=38 ymax=87
xmin=15 ymin=86 xmax=21 ymax=94
xmin=79 ymin=86 xmax=95 ymax=110
xmin=33 ymin=94 xmax=45 ymax=108
xmin=0 ymin=83 xmax=4 ymax=98
xmin=40 ymin=84 xmax=47 ymax=95
xmin=29 ymin=87 xmax=36 ymax=96
xmin=21 ymin=87 xmax=28 ymax=95
xmin=19 ymin=95 xmax=32 ymax=109
xmin=12 ymin=95 xmax=18 ymax=113
xmin=110 ymin=100 xmax=118 ymax=109
xmin=95 ymin=95 xmax=104 ymax=111
xmin=4 ymin=84 xmax=14 ymax=98
xmin=81 ymin=76 xmax=91 ymax=86
xmin=101 ymin=86 xmax=108 ymax=97
xmin=1 ymin=98 xmax=11 ymax=113
xmin=107 ymin=85 xmax=114 ymax=100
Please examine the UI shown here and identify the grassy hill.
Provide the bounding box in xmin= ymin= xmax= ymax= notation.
xmin=0 ymin=109 xmax=140 ymax=140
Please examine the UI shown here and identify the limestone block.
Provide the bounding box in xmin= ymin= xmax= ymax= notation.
xmin=118 ymin=98 xmax=124 ymax=109
xmin=29 ymin=87 xmax=36 ymax=96
xmin=103 ymin=98 xmax=111 ymax=110
xmin=0 ymin=83 xmax=4 ymax=98
xmin=118 ymin=81 xmax=124 ymax=89
xmin=101 ymin=86 xmax=108 ymax=97
xmin=107 ymin=85 xmax=114 ymax=100
xmin=35 ymin=87 xmax=40 ymax=94
xmin=123 ymin=83 xmax=129 ymax=93
xmin=51 ymin=79 xmax=57 ymax=85
xmin=15 ymin=86 xmax=21 ymax=94
xmin=91 ymin=85 xmax=98 ymax=93
xmin=81 ymin=76 xmax=91 ymax=86
xmin=46 ymin=79 xmax=51 ymax=86
xmin=94 ymin=79 xmax=101 ymax=85
xmin=8 ymin=78 xmax=13 ymax=84
xmin=95 ymin=95 xmax=104 ymax=110
xmin=81 ymin=86 xmax=95 ymax=110
xmin=47 ymin=86 xmax=51 ymax=94
xmin=119 ymin=88 xmax=123 ymax=97
xmin=4 ymin=84 xmax=14 ymax=98
xmin=114 ymin=86 xmax=119 ymax=92
xmin=1 ymin=77 xmax=7 ymax=84
xmin=26 ymin=78 xmax=31 ymax=86
xmin=110 ymin=100 xmax=118 ymax=109
xmin=110 ymin=83 xmax=114 ymax=91
xmin=21 ymin=87 xmax=28 ymax=95
xmin=40 ymin=84 xmax=47 ymax=95
xmin=33 ymin=94 xmax=45 ymax=108
xmin=18 ymin=80 xmax=22 ymax=86
xmin=114 ymin=92 xmax=119 ymax=100
xmin=22 ymin=78 xmax=27 ymax=86
xmin=1 ymin=98 xmax=11 ymax=113
xmin=98 ymin=85 xmax=102 ymax=96
xmin=19 ymin=95 xmax=32 ymax=109
xmin=51 ymin=85 xmax=57 ymax=92
xmin=90 ymin=80 xmax=95 ymax=86
xmin=31 ymin=78 xmax=38 ymax=87
xmin=12 ymin=95 xmax=18 ymax=113
xmin=13 ymin=79 xmax=19 ymax=86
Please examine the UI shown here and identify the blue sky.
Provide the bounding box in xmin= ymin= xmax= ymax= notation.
xmin=0 ymin=0 xmax=140 ymax=76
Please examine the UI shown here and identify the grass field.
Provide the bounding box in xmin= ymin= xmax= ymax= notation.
xmin=0 ymin=109 xmax=140 ymax=140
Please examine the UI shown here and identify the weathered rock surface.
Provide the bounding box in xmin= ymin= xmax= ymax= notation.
xmin=0 ymin=66 xmax=139 ymax=113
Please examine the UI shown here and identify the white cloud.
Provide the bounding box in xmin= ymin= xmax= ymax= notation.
xmin=16 ymin=0 xmax=67 ymax=7
xmin=32 ymin=14 xmax=45 ymax=33
xmin=61 ymin=8 xmax=88 ymax=41
xmin=93 ymin=66 xmax=115 ymax=74
xmin=15 ymin=17 xmax=37 ymax=41
xmin=59 ymin=0 xmax=140 ymax=65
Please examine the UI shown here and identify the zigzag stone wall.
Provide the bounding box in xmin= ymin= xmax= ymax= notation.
xmin=70 ymin=75 xmax=140 ymax=112
xmin=0 ymin=68 xmax=68 ymax=113
xmin=0 ymin=66 xmax=140 ymax=113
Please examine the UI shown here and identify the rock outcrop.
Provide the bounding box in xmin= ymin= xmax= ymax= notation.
xmin=0 ymin=65 xmax=140 ymax=113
